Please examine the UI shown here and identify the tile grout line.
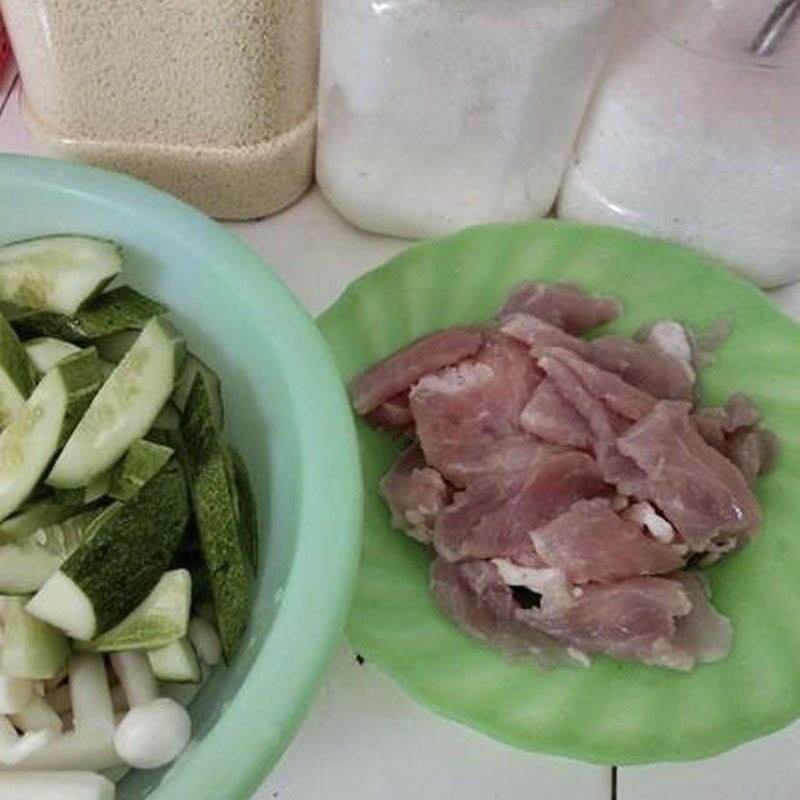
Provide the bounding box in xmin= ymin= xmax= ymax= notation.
xmin=0 ymin=73 xmax=19 ymax=119
xmin=611 ymin=766 xmax=618 ymax=800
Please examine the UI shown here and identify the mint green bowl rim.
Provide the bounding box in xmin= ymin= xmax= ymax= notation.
xmin=0 ymin=154 xmax=363 ymax=798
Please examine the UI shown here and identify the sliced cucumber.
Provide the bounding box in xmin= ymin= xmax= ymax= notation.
xmin=24 ymin=338 xmax=82 ymax=374
xmin=0 ymin=349 xmax=103 ymax=522
xmin=93 ymin=329 xmax=139 ymax=363
xmin=182 ymin=374 xmax=251 ymax=662
xmin=0 ymin=235 xmax=122 ymax=315
xmin=0 ymin=500 xmax=75 ymax=545
xmin=51 ymin=472 xmax=111 ymax=508
xmin=76 ymin=569 xmax=191 ymax=653
xmin=151 ymin=403 xmax=181 ymax=433
xmin=230 ymin=448 xmax=258 ymax=570
xmin=147 ymin=637 xmax=201 ymax=683
xmin=0 ymin=509 xmax=99 ymax=593
xmin=0 ymin=313 xmax=35 ymax=428
xmin=47 ymin=317 xmax=186 ymax=489
xmin=109 ymin=439 xmax=173 ymax=501
xmin=2 ymin=596 xmax=70 ymax=679
xmin=11 ymin=286 xmax=167 ymax=343
xmin=29 ymin=459 xmax=190 ymax=640
xmin=173 ymin=355 xmax=223 ymax=428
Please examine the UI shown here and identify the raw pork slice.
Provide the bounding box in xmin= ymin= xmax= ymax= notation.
xmin=501 ymin=282 xmax=621 ymax=333
xmin=365 ymin=392 xmax=413 ymax=431
xmin=530 ymin=498 xmax=686 ymax=584
xmin=618 ymin=400 xmax=761 ymax=552
xmin=499 ymin=313 xmax=593 ymax=358
xmin=671 ymin=572 xmax=732 ymax=665
xmin=350 ymin=328 xmax=482 ymax=414
xmin=520 ymin=378 xmax=593 ymax=450
xmin=380 ymin=444 xmax=451 ymax=544
xmin=434 ymin=450 xmax=610 ymax=562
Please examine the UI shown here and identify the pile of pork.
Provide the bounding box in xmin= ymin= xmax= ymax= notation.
xmin=350 ymin=283 xmax=779 ymax=670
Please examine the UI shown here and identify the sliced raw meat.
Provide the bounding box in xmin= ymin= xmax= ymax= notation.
xmin=350 ymin=328 xmax=483 ymax=414
xmin=693 ymin=393 xmax=761 ymax=449
xmin=380 ymin=444 xmax=451 ymax=544
xmin=501 ymin=282 xmax=621 ymax=334
xmin=434 ymin=449 xmax=610 ymax=562
xmin=520 ymin=378 xmax=593 ymax=450
xmin=522 ymin=576 xmax=696 ymax=669
xmin=639 ymin=319 xmax=696 ymax=382
xmin=591 ymin=335 xmax=695 ymax=402
xmin=617 ymin=400 xmax=761 ymax=552
xmin=726 ymin=428 xmax=780 ymax=485
xmin=621 ymin=501 xmax=675 ymax=542
xmin=530 ymin=498 xmax=686 ymax=584
xmin=410 ymin=333 xmax=542 ymax=484
xmin=365 ymin=392 xmax=413 ymax=431
xmin=671 ymin=572 xmax=732 ymax=665
xmin=430 ymin=558 xmax=573 ymax=665
xmin=499 ymin=313 xmax=592 ymax=358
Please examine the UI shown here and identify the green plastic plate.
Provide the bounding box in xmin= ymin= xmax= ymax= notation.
xmin=319 ymin=220 xmax=800 ymax=765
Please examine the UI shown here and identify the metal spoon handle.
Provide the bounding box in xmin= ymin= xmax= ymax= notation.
xmin=749 ymin=0 xmax=800 ymax=56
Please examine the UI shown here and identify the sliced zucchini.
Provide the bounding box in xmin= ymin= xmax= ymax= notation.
xmin=11 ymin=286 xmax=167 ymax=342
xmin=147 ymin=637 xmax=201 ymax=683
xmin=47 ymin=317 xmax=186 ymax=489
xmin=0 ymin=509 xmax=99 ymax=593
xmin=0 ymin=313 xmax=35 ymax=428
xmin=173 ymin=355 xmax=223 ymax=428
xmin=2 ymin=596 xmax=70 ymax=679
xmin=230 ymin=448 xmax=258 ymax=571
xmin=0 ymin=235 xmax=122 ymax=315
xmin=93 ymin=329 xmax=139 ymax=363
xmin=28 ymin=458 xmax=190 ymax=640
xmin=51 ymin=471 xmax=111 ymax=507
xmin=76 ymin=569 xmax=191 ymax=653
xmin=109 ymin=439 xmax=173 ymax=501
xmin=182 ymin=374 xmax=251 ymax=662
xmin=24 ymin=338 xmax=82 ymax=374
xmin=0 ymin=500 xmax=75 ymax=545
xmin=0 ymin=349 xmax=103 ymax=522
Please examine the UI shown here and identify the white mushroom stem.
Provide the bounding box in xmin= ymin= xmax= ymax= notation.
xmin=0 ymin=771 xmax=115 ymax=799
xmin=69 ymin=654 xmax=115 ymax=736
xmin=188 ymin=618 xmax=222 ymax=667
xmin=109 ymin=652 xmax=158 ymax=709
xmin=110 ymin=685 xmax=127 ymax=714
xmin=0 ymin=675 xmax=33 ymax=716
xmin=11 ymin=695 xmax=63 ymax=735
xmin=114 ymin=698 xmax=191 ymax=769
xmin=1 ymin=730 xmax=123 ymax=771
xmin=0 ymin=716 xmax=54 ymax=766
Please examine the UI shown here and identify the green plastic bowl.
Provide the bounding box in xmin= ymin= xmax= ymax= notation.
xmin=0 ymin=155 xmax=362 ymax=798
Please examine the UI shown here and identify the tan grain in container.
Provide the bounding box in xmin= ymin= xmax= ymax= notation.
xmin=0 ymin=0 xmax=318 ymax=219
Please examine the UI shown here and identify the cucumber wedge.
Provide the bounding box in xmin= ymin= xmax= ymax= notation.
xmin=109 ymin=439 xmax=173 ymax=501
xmin=182 ymin=374 xmax=252 ymax=662
xmin=76 ymin=569 xmax=191 ymax=653
xmin=28 ymin=459 xmax=190 ymax=640
xmin=52 ymin=472 xmax=111 ymax=507
xmin=24 ymin=338 xmax=82 ymax=374
xmin=230 ymin=448 xmax=259 ymax=571
xmin=2 ymin=596 xmax=70 ymax=679
xmin=47 ymin=317 xmax=186 ymax=489
xmin=0 ymin=509 xmax=99 ymax=593
xmin=11 ymin=286 xmax=167 ymax=343
xmin=0 ymin=500 xmax=76 ymax=545
xmin=173 ymin=355 xmax=223 ymax=428
xmin=0 ymin=313 xmax=35 ymax=428
xmin=0 ymin=235 xmax=122 ymax=315
xmin=147 ymin=637 xmax=201 ymax=683
xmin=0 ymin=349 xmax=103 ymax=522
xmin=93 ymin=329 xmax=139 ymax=363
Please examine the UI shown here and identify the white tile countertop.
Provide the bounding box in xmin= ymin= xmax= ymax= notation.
xmin=2 ymin=79 xmax=800 ymax=800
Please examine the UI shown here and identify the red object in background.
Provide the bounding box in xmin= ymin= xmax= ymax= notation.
xmin=0 ymin=15 xmax=10 ymax=76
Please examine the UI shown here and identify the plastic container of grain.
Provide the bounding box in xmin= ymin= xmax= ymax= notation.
xmin=558 ymin=0 xmax=800 ymax=287
xmin=0 ymin=0 xmax=318 ymax=220
xmin=316 ymin=0 xmax=621 ymax=239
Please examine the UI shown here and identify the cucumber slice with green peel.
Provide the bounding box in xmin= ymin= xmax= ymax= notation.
xmin=230 ymin=448 xmax=258 ymax=571
xmin=24 ymin=337 xmax=82 ymax=374
xmin=109 ymin=439 xmax=174 ymax=501
xmin=11 ymin=286 xmax=167 ymax=343
xmin=0 ymin=509 xmax=100 ymax=593
xmin=0 ymin=349 xmax=103 ymax=522
xmin=182 ymin=374 xmax=252 ymax=662
xmin=147 ymin=637 xmax=201 ymax=683
xmin=0 ymin=313 xmax=35 ymax=428
xmin=0 ymin=500 xmax=76 ymax=545
xmin=2 ymin=596 xmax=70 ymax=679
xmin=29 ymin=458 xmax=190 ymax=640
xmin=52 ymin=471 xmax=111 ymax=507
xmin=47 ymin=317 xmax=186 ymax=489
xmin=93 ymin=329 xmax=139 ymax=363
xmin=173 ymin=355 xmax=223 ymax=428
xmin=0 ymin=235 xmax=122 ymax=315
xmin=76 ymin=569 xmax=191 ymax=653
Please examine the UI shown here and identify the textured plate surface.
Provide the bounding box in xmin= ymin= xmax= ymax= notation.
xmin=318 ymin=221 xmax=800 ymax=765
